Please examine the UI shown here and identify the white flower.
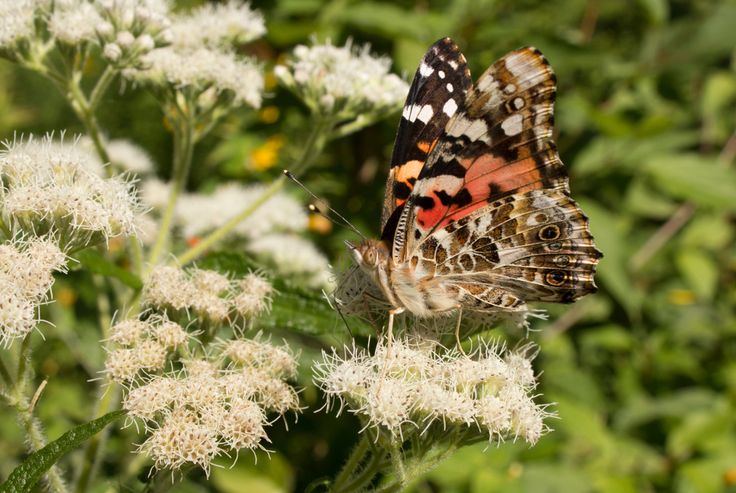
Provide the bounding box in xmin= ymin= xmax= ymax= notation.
xmin=126 ymin=46 xmax=263 ymax=108
xmin=142 ymin=407 xmax=220 ymax=475
xmin=170 ymin=0 xmax=265 ymax=50
xmin=0 ymin=238 xmax=68 ymax=347
xmin=0 ymin=134 xmax=140 ymax=251
xmin=139 ymin=177 xmax=169 ymax=210
xmin=106 ymin=139 xmax=155 ymax=174
xmin=86 ymin=0 xmax=172 ymax=68
xmin=246 ymin=233 xmax=333 ymax=288
xmin=173 ymin=183 xmax=307 ymax=240
xmin=276 ymin=40 xmax=409 ymax=119
xmin=124 ymin=348 xmax=299 ymax=474
xmin=314 ymin=338 xmax=553 ymax=444
xmin=47 ymin=0 xmax=104 ymax=45
xmin=0 ymin=0 xmax=37 ymax=50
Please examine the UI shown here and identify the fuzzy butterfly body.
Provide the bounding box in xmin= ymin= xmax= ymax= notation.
xmin=344 ymin=38 xmax=601 ymax=323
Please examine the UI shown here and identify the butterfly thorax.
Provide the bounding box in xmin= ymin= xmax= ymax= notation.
xmin=351 ymin=238 xmax=458 ymax=317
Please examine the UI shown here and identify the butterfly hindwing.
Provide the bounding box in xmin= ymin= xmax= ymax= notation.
xmin=394 ymin=47 xmax=566 ymax=261
xmin=380 ymin=37 xmax=471 ymax=242
xmin=407 ymin=189 xmax=601 ymax=306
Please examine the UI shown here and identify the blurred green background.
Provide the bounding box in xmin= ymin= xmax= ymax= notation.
xmin=2 ymin=0 xmax=736 ymax=492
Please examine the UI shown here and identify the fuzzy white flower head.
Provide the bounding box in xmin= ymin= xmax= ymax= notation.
xmin=275 ymin=40 xmax=409 ymax=119
xmin=0 ymin=0 xmax=37 ymax=50
xmin=174 ymin=183 xmax=307 ymax=240
xmin=246 ymin=233 xmax=333 ymax=289
xmin=0 ymin=238 xmax=68 ymax=347
xmin=170 ymin=0 xmax=265 ymax=50
xmin=0 ymin=284 xmax=36 ymax=348
xmin=232 ymin=273 xmax=273 ymax=319
xmin=0 ymin=134 xmax=140 ymax=251
xmin=124 ymin=375 xmax=177 ymax=420
xmin=48 ymin=0 xmax=104 ymax=45
xmin=223 ymin=337 xmax=297 ymax=379
xmin=142 ymin=407 xmax=221 ymax=475
xmin=127 ymin=46 xmax=263 ymax=108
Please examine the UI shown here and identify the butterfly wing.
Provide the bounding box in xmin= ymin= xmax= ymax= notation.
xmin=380 ymin=37 xmax=471 ymax=243
xmin=396 ymin=47 xmax=601 ymax=305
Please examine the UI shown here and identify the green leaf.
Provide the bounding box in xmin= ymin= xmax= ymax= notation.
xmin=0 ymin=410 xmax=125 ymax=493
xmin=645 ymin=154 xmax=736 ymax=209
xmin=75 ymin=250 xmax=142 ymax=289
xmin=675 ymin=248 xmax=719 ymax=301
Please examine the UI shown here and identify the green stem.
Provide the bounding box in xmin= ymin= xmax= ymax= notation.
xmin=89 ymin=65 xmax=117 ymax=112
xmin=147 ymin=112 xmax=196 ymax=270
xmin=331 ymin=434 xmax=372 ymax=493
xmin=0 ymin=355 xmax=12 ymax=387
xmin=339 ymin=450 xmax=389 ymax=493
xmin=12 ymin=337 xmax=70 ymax=493
xmin=174 ymin=117 xmax=333 ymax=266
xmin=67 ymin=73 xmax=111 ymax=165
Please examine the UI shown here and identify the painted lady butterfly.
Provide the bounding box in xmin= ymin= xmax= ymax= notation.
xmin=338 ymin=38 xmax=602 ymax=333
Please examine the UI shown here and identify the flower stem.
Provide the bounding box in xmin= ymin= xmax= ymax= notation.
xmin=16 ymin=400 xmax=70 ymax=493
xmin=147 ymin=113 xmax=196 ymax=270
xmin=174 ymin=117 xmax=333 ymax=266
xmin=67 ymin=72 xmax=111 ymax=166
xmin=12 ymin=337 xmax=70 ymax=493
xmin=331 ymin=433 xmax=372 ymax=492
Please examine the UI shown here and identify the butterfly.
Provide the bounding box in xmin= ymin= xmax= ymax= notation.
xmin=339 ymin=37 xmax=602 ymax=334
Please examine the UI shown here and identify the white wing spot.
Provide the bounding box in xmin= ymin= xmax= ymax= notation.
xmin=501 ymin=114 xmax=523 ymax=136
xmin=513 ymin=97 xmax=525 ymax=109
xmin=505 ymin=52 xmax=531 ymax=78
xmin=503 ymin=84 xmax=516 ymax=94
xmin=442 ymin=98 xmax=458 ymax=117
xmin=419 ymin=62 xmax=434 ymax=77
xmin=438 ymin=70 xmax=446 ymax=79
xmin=417 ymin=104 xmax=434 ymax=124
xmin=448 ymin=60 xmax=458 ymax=69
xmin=446 ymin=83 xmax=454 ymax=93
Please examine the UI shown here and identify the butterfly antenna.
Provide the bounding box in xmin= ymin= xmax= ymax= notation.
xmin=283 ymin=169 xmax=367 ymax=240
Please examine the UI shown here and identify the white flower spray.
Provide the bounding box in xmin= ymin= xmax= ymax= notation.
xmin=314 ymin=338 xmax=555 ymax=491
xmin=107 ymin=266 xmax=299 ymax=475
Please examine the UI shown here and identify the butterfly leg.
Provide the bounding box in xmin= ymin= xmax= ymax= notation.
xmin=377 ymin=307 xmax=405 ymax=393
xmin=453 ymin=305 xmax=466 ymax=355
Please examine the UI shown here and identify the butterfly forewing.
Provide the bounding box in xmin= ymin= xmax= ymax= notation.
xmin=393 ymin=46 xmax=601 ymax=306
xmin=380 ymin=37 xmax=471 ymax=242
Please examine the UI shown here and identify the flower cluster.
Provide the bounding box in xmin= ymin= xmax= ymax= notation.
xmin=104 ymin=314 xmax=188 ymax=383
xmin=247 ymin=233 xmax=333 ymax=288
xmin=0 ymin=0 xmax=39 ymax=52
xmin=0 ymin=135 xmax=140 ymax=251
xmin=314 ymin=339 xmax=552 ymax=444
xmin=123 ymin=339 xmax=299 ymax=475
xmin=141 ymin=266 xmax=273 ymax=324
xmin=124 ymin=1 xmax=265 ymax=111
xmin=0 ymin=237 xmax=67 ymax=347
xmin=94 ymin=0 xmax=172 ymax=66
xmin=275 ymin=40 xmax=409 ymax=121
xmin=169 ymin=0 xmax=265 ymax=50
xmin=139 ymin=180 xmax=333 ymax=288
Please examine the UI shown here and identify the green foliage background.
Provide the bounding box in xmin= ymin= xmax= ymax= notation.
xmin=1 ymin=0 xmax=736 ymax=492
